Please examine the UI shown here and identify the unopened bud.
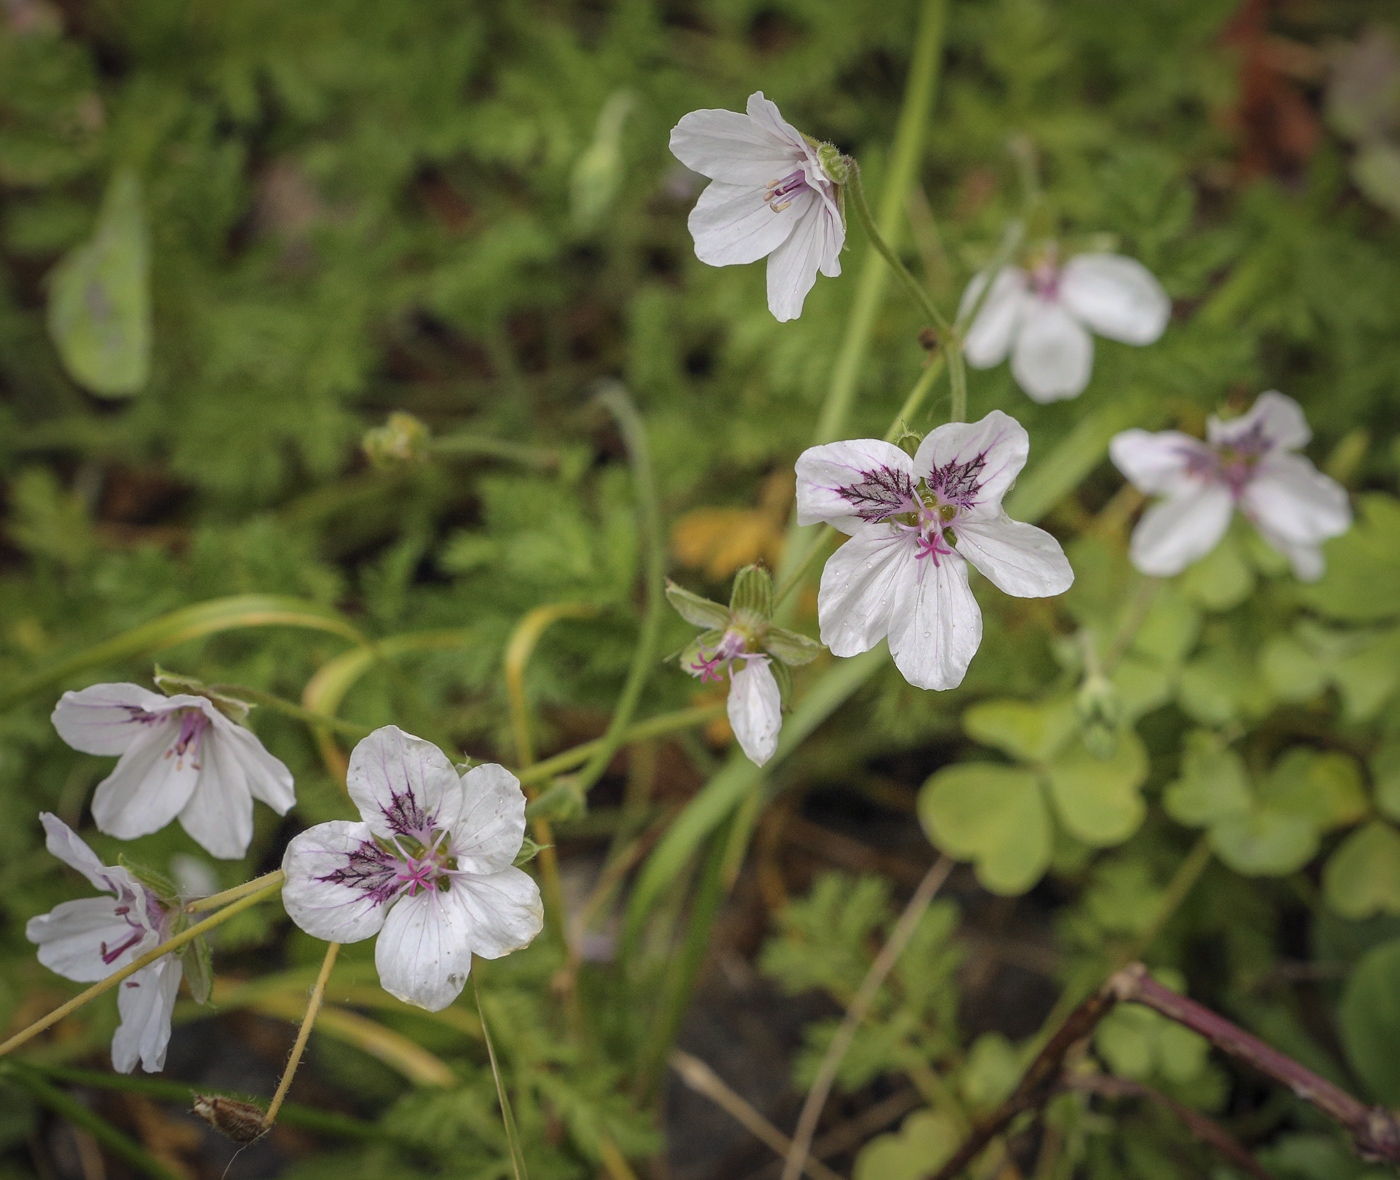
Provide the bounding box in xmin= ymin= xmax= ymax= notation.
xmin=1077 ymin=673 xmax=1120 ymax=759
xmin=192 ymin=1095 xmax=268 ymax=1143
xmin=816 ymin=143 xmax=851 ymax=186
xmin=363 ymin=411 xmax=430 ymax=468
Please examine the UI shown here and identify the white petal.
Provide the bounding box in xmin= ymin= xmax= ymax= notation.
xmin=28 ymin=898 xmax=148 ymax=982
xmin=1128 ymin=483 xmax=1235 ymax=577
xmin=959 ymin=267 xmax=1028 ymax=368
xmin=374 ymin=887 xmax=475 ymax=1011
xmin=281 ymin=820 xmax=398 ymax=944
xmin=1058 ymin=253 xmax=1171 ymax=345
xmin=727 ymin=657 xmax=782 ymax=766
xmin=451 ymin=867 xmax=544 ymax=960
xmin=887 ymin=551 xmax=983 ymax=691
xmin=765 ymin=193 xmax=842 ymax=321
xmin=1208 ymin=390 xmax=1310 ymax=451
xmin=794 ymin=439 xmax=918 ymax=533
xmin=744 ymin=92 xmax=810 ymax=154
xmin=816 ymin=527 xmax=918 ymax=657
xmin=669 ymin=105 xmax=796 ymax=184
xmin=112 ymin=955 xmax=181 ymax=1073
xmin=90 ymin=721 xmax=200 ymax=841
xmin=1010 ymin=300 xmax=1094 ymax=402
xmin=688 ymin=180 xmax=797 ymax=267
xmin=451 ymin=764 xmax=528 ymax=875
xmin=51 ymin=683 xmax=172 ymax=755
xmin=347 ymin=726 xmax=463 ymax=841
xmin=215 ymin=718 xmax=295 ymax=814
xmin=1241 ymin=454 xmax=1351 ymax=545
xmin=38 ymin=813 xmax=123 ymax=894
xmin=1109 ymin=429 xmax=1207 ymax=495
xmin=177 ymin=733 xmax=254 ymax=860
xmin=954 ymin=513 xmax=1074 ymax=598
xmin=913 ymin=410 xmax=1029 ymax=510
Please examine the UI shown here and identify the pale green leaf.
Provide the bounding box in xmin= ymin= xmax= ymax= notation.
xmin=962 ymin=696 xmax=1078 ymax=764
xmin=1323 ymin=822 xmax=1400 ymax=921
xmin=918 ymin=764 xmax=1050 ymax=895
xmin=1045 ymin=731 xmax=1148 ymax=847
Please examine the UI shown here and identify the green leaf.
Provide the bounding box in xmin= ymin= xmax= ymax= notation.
xmin=1324 ymin=822 xmax=1400 ymax=921
xmin=1332 ymin=627 xmax=1400 ymax=722
xmin=1130 ymin=588 xmax=1200 ymax=666
xmin=962 ymin=696 xmax=1078 ymax=764
xmin=1260 ymin=635 xmax=1329 ymax=703
xmin=1339 ymin=938 xmax=1400 ymax=1104
xmin=1180 ymin=531 xmax=1255 ymax=612
xmin=959 ymin=1033 xmax=1020 ymax=1110
xmin=918 ymin=764 xmax=1050 ymax=895
xmin=1262 ymin=750 xmax=1368 ymax=832
xmin=1178 ymin=641 xmax=1273 ymax=725
xmin=1045 ymin=732 xmax=1148 ymax=847
xmin=46 ymin=168 xmax=151 ymax=397
xmin=663 ymin=581 xmax=730 ymax=630
xmin=763 ymin=626 xmax=822 ymax=667
xmin=1373 ymin=742 xmax=1400 ymax=823
xmin=1164 ymin=730 xmax=1251 ymax=827
xmin=1302 ymin=494 xmax=1400 ymax=623
xmin=853 ymin=1109 xmax=960 ymax=1180
xmin=1211 ymin=808 xmax=1318 ymax=876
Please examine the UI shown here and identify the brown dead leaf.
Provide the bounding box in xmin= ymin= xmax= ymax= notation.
xmin=671 ymin=469 xmax=792 ymax=580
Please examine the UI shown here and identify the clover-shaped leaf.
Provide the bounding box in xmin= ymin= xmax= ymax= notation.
xmin=1045 ymin=731 xmax=1148 ymax=846
xmin=1324 ymin=821 xmax=1400 ymax=921
xmin=962 ymin=696 xmax=1078 ymax=764
xmin=918 ymin=765 xmax=1049 ymax=896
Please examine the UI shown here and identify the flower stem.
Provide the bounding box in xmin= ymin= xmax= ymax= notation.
xmin=883 ymin=354 xmax=947 ymax=442
xmin=186 ymin=868 xmax=285 ymax=913
xmin=475 ymin=977 xmax=530 ymax=1180
xmin=0 ymin=878 xmax=284 ymax=1060
xmin=211 ymin=684 xmax=372 ymax=741
xmin=262 ymin=940 xmax=339 ymax=1131
xmin=517 ymin=704 xmax=724 ymax=785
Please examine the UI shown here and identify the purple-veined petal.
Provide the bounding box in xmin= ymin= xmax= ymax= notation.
xmin=51 ymin=683 xmax=172 ymax=755
xmin=451 ymin=867 xmax=545 ymax=960
xmin=111 ymin=955 xmax=182 ymax=1073
xmin=1208 ymin=390 xmax=1310 ymax=452
xmin=27 ymin=897 xmax=153 ymax=983
xmin=281 ymin=820 xmax=399 ymax=944
xmin=795 ymin=439 xmax=918 ymax=533
xmin=913 ymin=410 xmax=1030 ymax=512
xmin=816 ymin=527 xmax=918 ymax=658
xmin=1109 ymin=429 xmax=1208 ymax=496
xmin=215 ymin=716 xmax=295 ymax=814
xmin=959 ymin=267 xmax=1028 ymax=368
xmin=765 ymin=193 xmax=841 ymax=321
xmin=90 ymin=721 xmax=202 ymax=841
xmin=38 ymin=812 xmax=123 ymax=894
xmin=954 ymin=512 xmax=1074 ymax=598
xmin=886 ymin=550 xmax=983 ymax=691
xmin=688 ymin=180 xmax=799 ymax=267
xmin=1128 ymin=483 xmax=1235 ymax=577
xmin=1011 ymin=299 xmax=1094 ymax=401
xmin=1058 ymin=253 xmax=1171 ymax=345
xmin=669 ymin=105 xmax=796 ymax=185
xmin=727 ymin=656 xmax=782 ymax=766
xmin=451 ymin=763 xmax=527 ymax=875
xmin=374 ymin=886 xmax=476 ymax=1011
xmin=347 ymin=726 xmax=463 ymax=841
xmin=177 ymin=732 xmax=255 ymax=860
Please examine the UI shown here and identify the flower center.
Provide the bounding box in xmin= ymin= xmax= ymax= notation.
xmin=764 ymin=169 xmax=811 ymax=213
xmin=390 ymin=832 xmax=455 ymax=897
xmin=168 ymin=708 xmax=211 ymax=768
xmin=1029 ymin=260 xmax=1061 ymax=300
xmin=687 ymin=629 xmax=750 ymax=683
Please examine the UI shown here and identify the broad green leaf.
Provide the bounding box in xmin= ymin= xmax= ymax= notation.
xmin=959 ymin=1033 xmax=1020 ymax=1110
xmin=1302 ymin=494 xmax=1400 ymax=623
xmin=962 ymin=696 xmax=1078 ymax=764
xmin=1131 ymin=588 xmax=1200 ymax=666
xmin=1045 ymin=732 xmax=1148 ymax=847
xmin=1323 ymin=822 xmax=1400 ymax=921
xmin=1164 ymin=730 xmax=1251 ymax=827
xmin=1374 ymin=743 xmax=1400 ymax=823
xmin=46 ymin=168 xmax=151 ymax=397
xmin=918 ymin=764 xmax=1050 ymax=895
xmin=1262 ymin=749 xmax=1368 ymax=831
xmin=1178 ymin=641 xmax=1273 ymax=725
xmin=1211 ymin=808 xmax=1318 ymax=876
xmin=1339 ymin=938 xmax=1400 ymax=1105
xmin=1111 ymin=653 xmax=1174 ymax=723
xmin=1260 ymin=635 xmax=1329 ymax=703
xmin=664 ymin=581 xmax=729 ymax=630
xmin=853 ymin=1109 xmax=960 ymax=1180
xmin=1180 ymin=531 xmax=1255 ymax=612
xmin=1333 ymin=627 xmax=1400 ymax=722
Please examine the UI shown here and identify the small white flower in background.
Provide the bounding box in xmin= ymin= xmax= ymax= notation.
xmin=667 ymin=565 xmax=821 ymax=767
xmin=796 ymin=411 xmax=1074 ymax=691
xmin=51 ymin=683 xmax=295 ymax=860
xmin=959 ymin=247 xmax=1171 ymax=402
xmin=26 ymin=814 xmax=182 ymax=1073
xmin=1110 ymin=391 xmax=1351 ymax=581
xmin=669 ymin=91 xmax=844 ymax=322
xmin=281 ymin=725 xmax=543 ymax=1012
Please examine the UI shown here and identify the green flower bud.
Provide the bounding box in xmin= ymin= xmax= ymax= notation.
xmin=363 ymin=411 xmax=430 ymax=468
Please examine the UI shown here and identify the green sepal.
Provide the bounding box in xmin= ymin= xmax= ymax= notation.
xmin=118 ymin=855 xmax=179 ymax=902
xmin=513 ymin=836 xmax=547 ymax=867
xmin=153 ymin=666 xmax=251 ymax=723
xmin=179 ymin=933 xmax=215 ymax=1005
xmin=769 ymin=658 xmax=793 ymax=706
xmin=665 ymin=581 xmax=731 ymax=630
xmin=764 ymin=626 xmax=822 ymax=667
xmin=526 ymin=776 xmax=587 ymax=823
xmin=728 ymin=564 xmax=773 ymax=626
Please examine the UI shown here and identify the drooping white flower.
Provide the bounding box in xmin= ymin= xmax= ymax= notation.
xmin=796 ymin=411 xmax=1074 ymax=691
xmin=959 ymin=249 xmax=1171 ymax=402
xmin=1110 ymin=391 xmax=1351 ymax=581
xmin=281 ymin=726 xmax=543 ymax=1012
xmin=51 ymin=683 xmax=295 ymax=860
xmin=685 ymin=630 xmax=783 ymax=766
xmin=669 ymin=91 xmax=844 ymax=322
xmin=26 ymin=814 xmax=182 ymax=1073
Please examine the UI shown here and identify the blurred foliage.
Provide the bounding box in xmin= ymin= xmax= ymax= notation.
xmin=1 ymin=0 xmax=1400 ymax=1177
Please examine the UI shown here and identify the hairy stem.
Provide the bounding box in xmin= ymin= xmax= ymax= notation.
xmin=186 ymin=868 xmax=285 ymax=913
xmin=518 ymin=704 xmax=724 ymax=786
xmin=263 ymin=940 xmax=340 ymax=1130
xmin=210 ymin=684 xmax=372 ymax=740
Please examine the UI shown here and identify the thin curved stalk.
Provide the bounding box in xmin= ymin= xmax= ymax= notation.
xmin=262 ymin=941 xmax=340 ymax=1131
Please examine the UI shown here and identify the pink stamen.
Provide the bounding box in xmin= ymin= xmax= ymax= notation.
xmin=915 ymin=531 xmax=953 ymax=566
xmin=100 ymin=929 xmax=143 ymax=965
xmin=164 ymin=708 xmax=211 ymax=770
xmin=395 ymin=857 xmax=440 ymax=897
xmin=765 ymin=169 xmax=810 ymax=211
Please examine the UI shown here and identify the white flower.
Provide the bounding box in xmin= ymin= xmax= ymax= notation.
xmin=669 ymin=91 xmax=844 ymax=322
xmin=686 ymin=630 xmax=783 ymax=766
xmin=26 ymin=814 xmax=182 ymax=1073
xmin=1110 ymin=391 xmax=1351 ymax=581
xmin=280 ymin=726 xmax=543 ymax=1012
xmin=51 ymin=683 xmax=295 ymax=860
xmin=796 ymin=411 xmax=1073 ymax=691
xmin=959 ymin=250 xmax=1171 ymax=402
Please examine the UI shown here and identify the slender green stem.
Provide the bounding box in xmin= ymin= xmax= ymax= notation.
xmin=211 ymin=684 xmax=372 ymax=741
xmin=883 ymin=356 xmax=947 ymax=442
xmin=772 ymin=526 xmax=835 ymax=610
xmin=947 ymin=337 xmax=968 ymax=423
xmin=1120 ymin=835 xmax=1212 ymax=966
xmin=262 ymin=940 xmax=340 ymax=1131
xmin=186 ymin=868 xmax=285 ymax=913
xmin=517 ymin=704 xmax=723 ymax=785
xmin=475 ymin=978 xmax=530 ymax=1180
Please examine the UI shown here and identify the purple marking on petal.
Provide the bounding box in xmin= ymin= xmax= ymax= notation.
xmin=381 ymin=790 xmax=433 ymax=841
xmin=927 ymin=453 xmax=987 ymax=508
xmin=836 ymin=465 xmax=917 ymax=522
xmin=318 ymin=840 xmax=401 ymax=907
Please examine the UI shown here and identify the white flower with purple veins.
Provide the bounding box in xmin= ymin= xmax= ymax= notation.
xmin=669 ymin=91 xmax=844 ymax=322
xmin=281 ymin=726 xmax=543 ymax=1012
xmin=1110 ymin=391 xmax=1351 ymax=581
xmin=51 ymin=684 xmax=295 ymax=860
xmin=26 ymin=814 xmax=182 ymax=1073
xmin=796 ymin=411 xmax=1074 ymax=691
xmin=688 ymin=631 xmax=783 ymax=766
xmin=960 ymin=249 xmax=1171 ymax=402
